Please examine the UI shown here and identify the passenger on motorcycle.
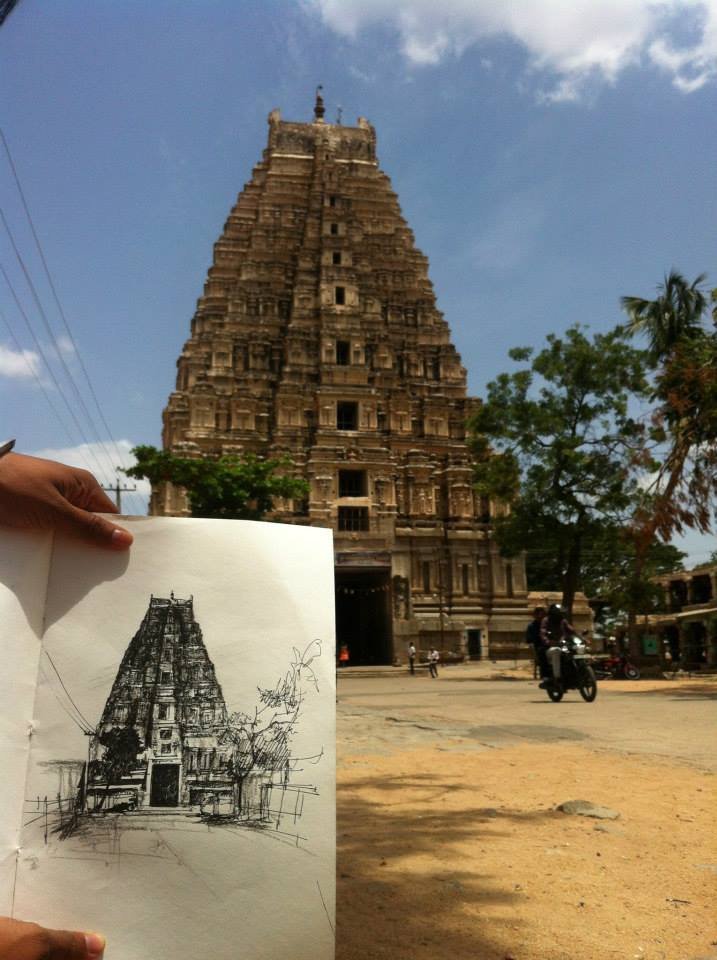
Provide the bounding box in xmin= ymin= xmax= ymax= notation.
xmin=526 ymin=606 xmax=548 ymax=678
xmin=539 ymin=603 xmax=577 ymax=688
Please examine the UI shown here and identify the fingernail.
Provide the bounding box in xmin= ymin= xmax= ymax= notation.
xmin=111 ymin=528 xmax=133 ymax=547
xmin=85 ymin=932 xmax=105 ymax=958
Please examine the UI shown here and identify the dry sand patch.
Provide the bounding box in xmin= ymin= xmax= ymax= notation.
xmin=337 ymin=743 xmax=716 ymax=960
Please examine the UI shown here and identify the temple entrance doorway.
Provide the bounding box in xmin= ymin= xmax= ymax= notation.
xmin=150 ymin=763 xmax=180 ymax=807
xmin=335 ymin=568 xmax=393 ymax=666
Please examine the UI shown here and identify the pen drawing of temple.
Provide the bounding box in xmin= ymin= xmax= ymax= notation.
xmin=84 ymin=594 xmax=273 ymax=818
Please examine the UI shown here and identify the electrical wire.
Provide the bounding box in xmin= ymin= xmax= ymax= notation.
xmin=0 ymin=205 xmax=122 ymax=479
xmin=0 ymin=262 xmax=113 ymax=483
xmin=0 ymin=127 xmax=138 ymax=495
xmin=43 ymin=650 xmax=94 ymax=732
xmin=0 ymin=305 xmax=85 ymax=455
xmin=38 ymin=664 xmax=93 ymax=735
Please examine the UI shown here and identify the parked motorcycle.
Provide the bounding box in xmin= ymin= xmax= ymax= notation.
xmin=591 ymin=653 xmax=641 ymax=680
xmin=542 ymin=634 xmax=598 ymax=702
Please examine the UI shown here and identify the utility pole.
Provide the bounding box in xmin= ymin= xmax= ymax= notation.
xmin=103 ymin=478 xmax=137 ymax=513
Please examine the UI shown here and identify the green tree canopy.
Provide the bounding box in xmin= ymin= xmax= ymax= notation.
xmin=125 ymin=446 xmax=309 ymax=520
xmin=586 ymin=535 xmax=686 ymax=635
xmin=468 ymin=324 xmax=653 ymax=614
xmin=96 ymin=725 xmax=142 ymax=809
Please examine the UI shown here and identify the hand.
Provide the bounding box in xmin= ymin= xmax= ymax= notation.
xmin=0 ymin=917 xmax=105 ymax=959
xmin=0 ymin=453 xmax=133 ymax=549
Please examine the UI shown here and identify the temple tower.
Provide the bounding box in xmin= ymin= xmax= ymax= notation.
xmin=88 ymin=595 xmax=232 ymax=809
xmin=156 ymin=97 xmax=529 ymax=663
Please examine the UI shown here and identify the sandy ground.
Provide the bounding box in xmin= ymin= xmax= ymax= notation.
xmin=336 ymin=677 xmax=717 ymax=960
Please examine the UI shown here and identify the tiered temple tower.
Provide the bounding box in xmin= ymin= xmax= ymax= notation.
xmin=155 ymin=94 xmax=529 ymax=663
xmin=89 ymin=595 xmax=233 ymax=809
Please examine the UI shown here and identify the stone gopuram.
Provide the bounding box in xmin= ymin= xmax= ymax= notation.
xmin=87 ymin=595 xmax=233 ymax=810
xmin=155 ymin=95 xmax=530 ymax=664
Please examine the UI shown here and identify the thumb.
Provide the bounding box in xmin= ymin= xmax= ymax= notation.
xmin=60 ymin=503 xmax=133 ymax=550
xmin=40 ymin=929 xmax=104 ymax=959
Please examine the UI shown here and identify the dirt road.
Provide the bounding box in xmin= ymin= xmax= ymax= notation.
xmin=336 ymin=668 xmax=717 ymax=960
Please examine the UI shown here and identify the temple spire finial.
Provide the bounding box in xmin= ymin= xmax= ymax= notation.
xmin=314 ymin=85 xmax=325 ymax=122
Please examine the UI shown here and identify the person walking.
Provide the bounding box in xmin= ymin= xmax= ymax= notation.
xmin=428 ymin=647 xmax=440 ymax=678
xmin=408 ymin=642 xmax=417 ymax=675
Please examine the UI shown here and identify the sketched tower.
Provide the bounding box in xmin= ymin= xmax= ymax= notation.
xmin=88 ymin=594 xmax=232 ymax=810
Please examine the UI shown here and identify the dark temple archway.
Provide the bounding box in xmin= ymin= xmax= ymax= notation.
xmin=335 ymin=569 xmax=393 ymax=666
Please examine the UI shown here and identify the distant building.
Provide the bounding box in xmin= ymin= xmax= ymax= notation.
xmin=646 ymin=563 xmax=717 ymax=667
xmin=153 ymin=94 xmax=531 ymax=663
xmin=87 ymin=594 xmax=233 ymax=811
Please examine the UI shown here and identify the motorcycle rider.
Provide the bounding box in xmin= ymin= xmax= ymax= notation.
xmin=539 ymin=603 xmax=577 ymax=688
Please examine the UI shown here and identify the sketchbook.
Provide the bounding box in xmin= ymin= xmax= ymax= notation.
xmin=0 ymin=517 xmax=336 ymax=960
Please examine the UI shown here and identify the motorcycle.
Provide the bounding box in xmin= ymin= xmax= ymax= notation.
xmin=542 ymin=634 xmax=598 ymax=702
xmin=591 ymin=653 xmax=641 ymax=680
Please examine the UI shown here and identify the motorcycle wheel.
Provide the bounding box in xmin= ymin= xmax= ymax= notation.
xmin=624 ymin=664 xmax=641 ymax=680
xmin=578 ymin=665 xmax=598 ymax=702
xmin=547 ymin=684 xmax=564 ymax=702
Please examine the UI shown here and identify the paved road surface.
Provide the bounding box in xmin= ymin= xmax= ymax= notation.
xmin=337 ymin=667 xmax=717 ymax=770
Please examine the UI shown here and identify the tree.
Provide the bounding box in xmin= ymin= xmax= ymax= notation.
xmin=125 ymin=445 xmax=309 ymax=520
xmin=468 ymin=325 xmax=653 ymax=615
xmin=621 ymin=271 xmax=717 ymax=541
xmin=94 ymin=725 xmax=142 ymax=810
xmin=622 ymin=270 xmax=707 ymax=362
xmin=219 ymin=641 xmax=321 ymax=820
xmin=621 ymin=272 xmax=717 ymax=655
xmin=588 ymin=536 xmax=686 ymax=636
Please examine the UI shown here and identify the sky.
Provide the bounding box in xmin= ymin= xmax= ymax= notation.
xmin=0 ymin=0 xmax=716 ymax=562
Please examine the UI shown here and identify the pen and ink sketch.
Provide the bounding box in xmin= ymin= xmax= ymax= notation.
xmin=28 ymin=593 xmax=323 ymax=850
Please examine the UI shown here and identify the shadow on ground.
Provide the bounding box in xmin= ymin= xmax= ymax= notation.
xmin=612 ymin=683 xmax=717 ymax=700
xmin=336 ymin=769 xmax=555 ymax=960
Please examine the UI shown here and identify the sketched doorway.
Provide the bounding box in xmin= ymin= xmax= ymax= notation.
xmin=150 ymin=763 xmax=180 ymax=806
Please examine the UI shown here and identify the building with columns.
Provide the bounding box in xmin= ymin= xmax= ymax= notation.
xmin=154 ymin=94 xmax=530 ymax=664
xmin=647 ymin=563 xmax=717 ymax=668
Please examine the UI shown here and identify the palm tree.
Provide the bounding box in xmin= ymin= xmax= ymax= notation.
xmin=621 ymin=270 xmax=707 ymax=361
xmin=620 ymin=271 xmax=715 ymax=664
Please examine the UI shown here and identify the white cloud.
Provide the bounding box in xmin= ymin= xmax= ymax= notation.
xmin=29 ymin=439 xmax=151 ymax=514
xmin=307 ymin=0 xmax=717 ymax=100
xmin=56 ymin=334 xmax=76 ymax=356
xmin=0 ymin=343 xmax=41 ymax=380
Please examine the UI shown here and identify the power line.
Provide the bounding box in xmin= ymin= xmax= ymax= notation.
xmin=0 ymin=305 xmax=83 ymax=453
xmin=2 ymin=302 xmax=147 ymax=513
xmin=43 ymin=650 xmax=94 ymax=732
xmin=2 ymin=301 xmax=147 ymax=509
xmin=0 ymin=262 xmax=112 ymax=482
xmin=38 ymin=665 xmax=93 ymax=735
xmin=0 ymin=205 xmax=121 ymax=481
xmin=0 ymin=0 xmax=21 ymax=28
xmin=0 ymin=130 xmax=146 ymax=513
xmin=0 ymin=127 xmax=131 ymax=477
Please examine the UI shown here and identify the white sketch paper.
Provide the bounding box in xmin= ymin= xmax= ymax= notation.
xmin=0 ymin=518 xmax=336 ymax=960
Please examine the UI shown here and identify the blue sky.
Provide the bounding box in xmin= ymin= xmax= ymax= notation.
xmin=1 ymin=0 xmax=715 ymax=561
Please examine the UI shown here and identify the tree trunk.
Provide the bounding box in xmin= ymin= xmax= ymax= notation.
xmin=561 ymin=534 xmax=582 ymax=619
